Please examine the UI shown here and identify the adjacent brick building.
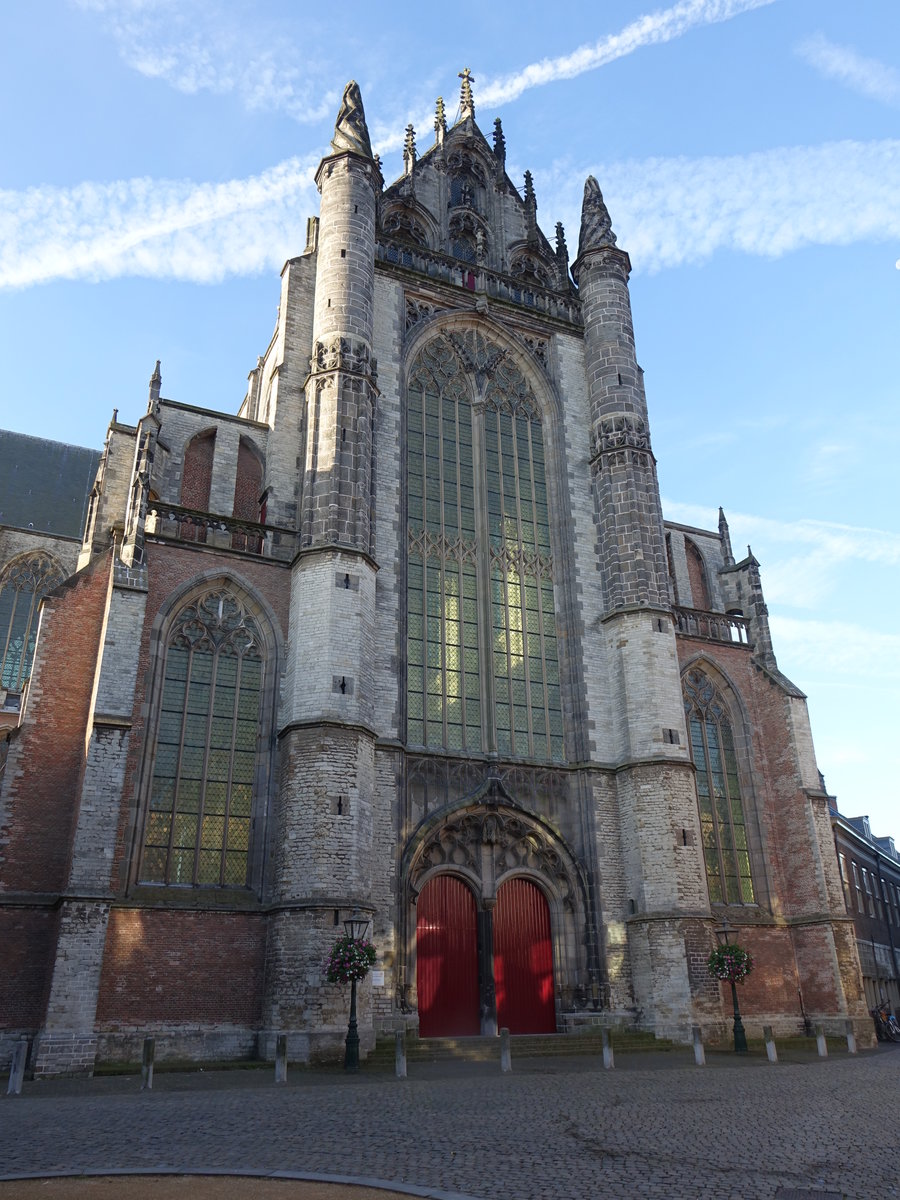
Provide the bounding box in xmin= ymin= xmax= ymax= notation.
xmin=0 ymin=77 xmax=871 ymax=1075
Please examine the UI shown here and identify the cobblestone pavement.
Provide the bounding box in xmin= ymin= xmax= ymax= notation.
xmin=2 ymin=1045 xmax=898 ymax=1200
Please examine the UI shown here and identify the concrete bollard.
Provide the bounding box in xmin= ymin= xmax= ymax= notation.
xmin=844 ymin=1019 xmax=857 ymax=1055
xmin=601 ymin=1027 xmax=615 ymax=1070
xmin=141 ymin=1037 xmax=155 ymax=1091
xmin=691 ymin=1024 xmax=705 ymax=1067
xmin=6 ymin=1039 xmax=28 ymax=1096
xmin=395 ymin=1030 xmax=407 ymax=1079
xmin=763 ymin=1025 xmax=778 ymax=1063
xmin=275 ymin=1034 xmax=288 ymax=1084
xmin=815 ymin=1023 xmax=827 ymax=1058
xmin=500 ymin=1027 xmax=512 ymax=1074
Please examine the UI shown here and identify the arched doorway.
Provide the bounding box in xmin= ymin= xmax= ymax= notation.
xmin=494 ymin=877 xmax=556 ymax=1034
xmin=416 ymin=875 xmax=480 ymax=1037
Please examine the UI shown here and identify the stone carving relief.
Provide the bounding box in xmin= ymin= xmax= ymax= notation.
xmin=520 ymin=334 xmax=549 ymax=368
xmin=311 ymin=335 xmax=373 ymax=378
xmin=408 ymin=802 xmax=578 ymax=913
xmin=405 ymin=297 xmax=439 ymax=332
xmin=382 ymin=207 xmax=429 ymax=247
xmin=591 ymin=413 xmax=652 ymax=468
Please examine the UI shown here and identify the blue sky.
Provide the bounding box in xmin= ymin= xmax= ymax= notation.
xmin=2 ymin=0 xmax=898 ymax=837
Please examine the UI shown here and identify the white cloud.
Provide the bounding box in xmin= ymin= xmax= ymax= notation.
xmin=541 ymin=138 xmax=900 ymax=271
xmin=479 ymin=0 xmax=778 ymax=107
xmin=797 ymin=33 xmax=900 ymax=108
xmin=662 ymin=502 xmax=900 ymax=569
xmin=4 ymin=135 xmax=900 ymax=289
xmin=71 ymin=0 xmax=339 ymax=122
xmin=0 ymin=156 xmax=321 ymax=289
xmin=770 ymin=614 xmax=900 ymax=680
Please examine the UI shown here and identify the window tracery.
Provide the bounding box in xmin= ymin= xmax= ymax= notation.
xmin=406 ymin=332 xmax=563 ymax=761
xmin=140 ymin=588 xmax=265 ymax=888
xmin=0 ymin=552 xmax=66 ymax=691
xmin=683 ymin=668 xmax=754 ymax=904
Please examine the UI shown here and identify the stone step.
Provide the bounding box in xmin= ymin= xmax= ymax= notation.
xmin=365 ymin=1028 xmax=675 ymax=1065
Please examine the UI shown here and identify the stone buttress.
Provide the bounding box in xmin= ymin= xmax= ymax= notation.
xmin=263 ymin=83 xmax=381 ymax=1058
xmin=572 ymin=178 xmax=710 ymax=1035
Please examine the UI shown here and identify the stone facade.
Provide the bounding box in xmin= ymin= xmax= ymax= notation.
xmin=0 ymin=77 xmax=871 ymax=1075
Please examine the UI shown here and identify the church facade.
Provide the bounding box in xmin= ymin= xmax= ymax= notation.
xmin=0 ymin=76 xmax=868 ymax=1075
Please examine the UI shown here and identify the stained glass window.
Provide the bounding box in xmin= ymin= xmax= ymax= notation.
xmin=406 ymin=332 xmax=564 ymax=762
xmin=683 ymin=668 xmax=754 ymax=905
xmin=0 ymin=553 xmax=65 ymax=692
xmin=141 ymin=589 xmax=263 ymax=887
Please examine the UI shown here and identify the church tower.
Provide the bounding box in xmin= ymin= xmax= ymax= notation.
xmin=264 ymin=83 xmax=382 ymax=1055
xmin=573 ymin=180 xmax=710 ymax=1031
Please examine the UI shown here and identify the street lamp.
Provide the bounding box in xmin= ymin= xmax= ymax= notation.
xmin=715 ymin=917 xmax=748 ymax=1054
xmin=343 ymin=910 xmax=370 ymax=1072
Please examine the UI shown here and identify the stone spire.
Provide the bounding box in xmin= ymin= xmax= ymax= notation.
xmin=458 ymin=67 xmax=475 ymax=120
xmin=330 ymin=80 xmax=373 ymax=158
xmin=555 ymin=221 xmax=569 ymax=267
xmin=435 ymin=97 xmax=446 ymax=147
xmin=403 ymin=124 xmax=417 ymax=175
xmin=523 ymin=170 xmax=537 ymax=241
xmin=492 ymin=118 xmax=506 ymax=166
xmin=577 ymin=175 xmax=617 ymax=259
xmin=148 ymin=360 xmax=161 ymax=415
xmin=718 ymin=506 xmax=735 ymax=566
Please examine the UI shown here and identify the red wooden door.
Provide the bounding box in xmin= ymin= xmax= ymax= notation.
xmin=416 ymin=875 xmax=480 ymax=1037
xmin=494 ymin=877 xmax=556 ymax=1034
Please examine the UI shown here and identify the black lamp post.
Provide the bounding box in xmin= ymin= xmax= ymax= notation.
xmin=343 ymin=910 xmax=370 ymax=1072
xmin=715 ymin=917 xmax=748 ymax=1054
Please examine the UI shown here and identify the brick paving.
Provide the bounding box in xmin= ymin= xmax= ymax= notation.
xmin=2 ymin=1045 xmax=898 ymax=1200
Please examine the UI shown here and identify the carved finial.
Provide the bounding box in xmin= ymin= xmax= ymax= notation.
xmin=148 ymin=359 xmax=161 ymax=414
xmin=373 ymin=152 xmax=383 ymax=177
xmin=435 ymin=96 xmax=447 ymax=146
xmin=493 ymin=117 xmax=506 ymax=166
xmin=459 ymin=67 xmax=475 ymax=120
xmin=330 ymin=80 xmax=373 ymax=159
xmin=577 ymin=175 xmax=617 ymax=259
xmin=524 ymin=171 xmax=537 ymax=239
xmin=403 ymin=124 xmax=417 ymax=175
xmin=719 ymin=506 xmax=735 ymax=566
xmin=555 ymin=221 xmax=569 ymax=265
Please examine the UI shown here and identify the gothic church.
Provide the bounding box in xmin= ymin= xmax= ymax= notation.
xmin=0 ymin=76 xmax=868 ymax=1074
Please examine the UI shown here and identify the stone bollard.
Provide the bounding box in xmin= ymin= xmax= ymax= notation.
xmin=500 ymin=1027 xmax=512 ymax=1074
xmin=815 ymin=1023 xmax=828 ymax=1058
xmin=275 ymin=1034 xmax=288 ymax=1084
xmin=763 ymin=1025 xmax=778 ymax=1063
xmin=691 ymin=1024 xmax=705 ymax=1067
xmin=395 ymin=1030 xmax=407 ymax=1079
xmin=844 ymin=1019 xmax=857 ymax=1055
xmin=6 ymin=1039 xmax=28 ymax=1096
xmin=601 ymin=1027 xmax=615 ymax=1070
xmin=141 ymin=1037 xmax=155 ymax=1091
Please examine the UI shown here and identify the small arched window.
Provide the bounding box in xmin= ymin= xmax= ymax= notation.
xmin=685 ymin=540 xmax=711 ymax=610
xmin=683 ymin=668 xmax=755 ymax=905
xmin=181 ymin=430 xmax=216 ymax=511
xmin=140 ymin=588 xmax=267 ymax=888
xmin=0 ymin=552 xmax=66 ymax=691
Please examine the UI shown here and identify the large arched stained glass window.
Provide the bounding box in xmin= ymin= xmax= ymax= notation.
xmin=0 ymin=552 xmax=66 ymax=692
xmin=406 ymin=331 xmax=564 ymax=762
xmin=683 ymin=668 xmax=754 ymax=905
xmin=140 ymin=589 xmax=264 ymax=887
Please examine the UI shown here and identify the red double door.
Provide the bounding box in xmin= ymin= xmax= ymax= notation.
xmin=416 ymin=874 xmax=556 ymax=1036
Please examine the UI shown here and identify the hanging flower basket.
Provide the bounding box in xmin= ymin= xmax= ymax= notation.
xmin=707 ymin=943 xmax=754 ymax=984
xmin=324 ymin=934 xmax=376 ymax=985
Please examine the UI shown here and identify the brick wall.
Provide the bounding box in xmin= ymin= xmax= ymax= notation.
xmin=0 ymin=551 xmax=112 ymax=894
xmin=96 ymin=908 xmax=266 ymax=1026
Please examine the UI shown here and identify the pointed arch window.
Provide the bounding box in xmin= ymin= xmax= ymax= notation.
xmin=140 ymin=589 xmax=265 ymax=888
xmin=683 ymin=668 xmax=754 ymax=904
xmin=0 ymin=552 xmax=65 ymax=692
xmin=406 ymin=331 xmax=563 ymax=762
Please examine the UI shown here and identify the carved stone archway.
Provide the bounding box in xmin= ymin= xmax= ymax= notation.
xmin=400 ymin=777 xmax=596 ymax=1033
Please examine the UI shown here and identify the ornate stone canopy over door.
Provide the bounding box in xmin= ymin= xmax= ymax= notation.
xmin=402 ymin=778 xmax=591 ymax=1035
